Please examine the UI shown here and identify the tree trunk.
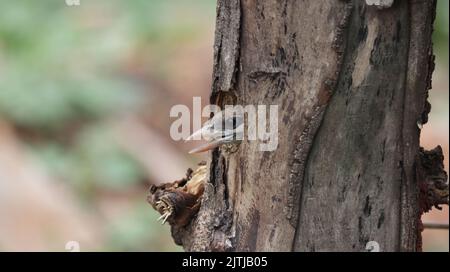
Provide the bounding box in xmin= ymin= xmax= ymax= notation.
xmin=169 ymin=0 xmax=448 ymax=252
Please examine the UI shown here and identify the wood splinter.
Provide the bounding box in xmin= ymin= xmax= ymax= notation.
xmin=147 ymin=162 xmax=207 ymax=227
xmin=418 ymin=146 xmax=449 ymax=213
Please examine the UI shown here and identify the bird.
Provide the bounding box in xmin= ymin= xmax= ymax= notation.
xmin=185 ymin=109 xmax=244 ymax=154
xmin=147 ymin=111 xmax=244 ymax=226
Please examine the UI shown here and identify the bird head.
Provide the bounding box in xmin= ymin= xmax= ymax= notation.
xmin=185 ymin=109 xmax=243 ymax=154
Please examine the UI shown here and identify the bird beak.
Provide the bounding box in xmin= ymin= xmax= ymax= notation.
xmin=187 ymin=135 xmax=234 ymax=154
xmin=185 ymin=124 xmax=216 ymax=153
xmin=185 ymin=124 xmax=211 ymax=142
xmin=188 ymin=141 xmax=221 ymax=154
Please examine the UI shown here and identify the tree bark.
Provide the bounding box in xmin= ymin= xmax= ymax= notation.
xmin=169 ymin=0 xmax=448 ymax=252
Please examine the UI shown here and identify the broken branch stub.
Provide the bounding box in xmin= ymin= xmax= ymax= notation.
xmin=147 ymin=162 xmax=207 ymax=227
xmin=418 ymin=146 xmax=449 ymax=213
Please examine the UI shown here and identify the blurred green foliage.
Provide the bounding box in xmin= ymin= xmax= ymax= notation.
xmin=435 ymin=0 xmax=449 ymax=66
xmin=0 ymin=0 xmax=214 ymax=251
xmin=30 ymin=125 xmax=145 ymax=192
xmin=0 ymin=0 xmax=215 ymax=130
xmin=0 ymin=1 xmax=136 ymax=130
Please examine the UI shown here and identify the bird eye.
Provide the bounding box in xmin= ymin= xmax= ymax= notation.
xmin=233 ymin=116 xmax=243 ymax=128
xmin=224 ymin=116 xmax=240 ymax=129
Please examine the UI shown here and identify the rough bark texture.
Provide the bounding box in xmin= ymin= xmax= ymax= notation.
xmin=168 ymin=0 xmax=447 ymax=251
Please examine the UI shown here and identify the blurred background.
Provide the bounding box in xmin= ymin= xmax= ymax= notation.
xmin=0 ymin=0 xmax=447 ymax=251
